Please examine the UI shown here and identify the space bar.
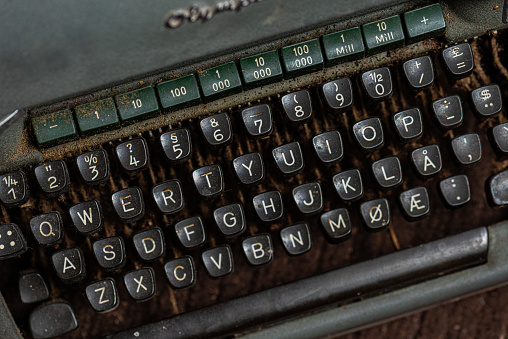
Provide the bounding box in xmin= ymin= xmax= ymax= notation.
xmin=110 ymin=227 xmax=488 ymax=339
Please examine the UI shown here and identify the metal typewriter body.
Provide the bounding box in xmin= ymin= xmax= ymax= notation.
xmin=2 ymin=0 xmax=508 ymax=338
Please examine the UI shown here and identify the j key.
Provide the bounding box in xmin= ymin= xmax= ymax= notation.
xmin=352 ymin=117 xmax=384 ymax=152
xmin=0 ymin=223 xmax=27 ymax=260
xmin=361 ymin=67 xmax=392 ymax=101
xmin=175 ymin=216 xmax=206 ymax=248
xmin=69 ymin=200 xmax=103 ymax=235
xmin=393 ymin=108 xmax=423 ymax=141
xmin=333 ymin=169 xmax=363 ymax=201
xmin=93 ymin=236 xmax=126 ymax=270
xmin=280 ymin=223 xmax=311 ymax=255
xmin=192 ymin=164 xmax=224 ymax=199
xmin=451 ymin=133 xmax=482 ymax=165
xmin=30 ymin=212 xmax=64 ymax=246
xmin=242 ymin=104 xmax=273 ymax=138
xmin=86 ymin=278 xmax=118 ymax=313
xmin=0 ymin=171 xmax=29 ymax=207
xmin=399 ymin=187 xmax=430 ymax=220
xmin=253 ymin=191 xmax=284 ymax=222
xmin=441 ymin=43 xmax=474 ymax=78
xmin=292 ymin=182 xmax=323 ymax=214
xmin=360 ymin=198 xmax=390 ymax=232
xmin=51 ymin=248 xmax=86 ymax=283
xmin=491 ymin=123 xmax=508 ymax=153
xmin=440 ymin=175 xmax=470 ymax=207
xmin=133 ymin=228 xmax=165 ymax=261
xmin=29 ymin=302 xmax=78 ymax=339
xmin=76 ymin=149 xmax=110 ymax=184
xmin=160 ymin=128 xmax=192 ymax=162
xmin=321 ymin=77 xmax=354 ymax=114
xmin=111 ymin=187 xmax=145 ymax=223
xmin=124 ymin=267 xmax=156 ymax=301
xmin=200 ymin=113 xmax=232 ymax=147
xmin=372 ymin=156 xmax=402 ymax=189
xmin=320 ymin=208 xmax=352 ymax=243
xmin=272 ymin=142 xmax=304 ymax=175
xmin=34 ymin=160 xmax=70 ymax=197
xmin=312 ymin=130 xmax=344 ymax=164
xmin=471 ymin=84 xmax=502 ymax=119
xmin=164 ymin=256 xmax=195 ymax=289
xmin=202 ymin=245 xmax=234 ymax=278
xmin=411 ymin=144 xmax=442 ymax=178
xmin=402 ymin=55 xmax=434 ymax=89
xmin=242 ymin=234 xmax=273 ymax=266
xmin=432 ymin=95 xmax=463 ymax=129
xmin=152 ymin=180 xmax=184 ymax=215
xmin=19 ymin=270 xmax=50 ymax=304
xmin=115 ymin=138 xmax=150 ymax=173
xmin=232 ymin=152 xmax=264 ymax=186
xmin=214 ymin=203 xmax=246 ymax=236
xmin=281 ymin=90 xmax=313 ymax=124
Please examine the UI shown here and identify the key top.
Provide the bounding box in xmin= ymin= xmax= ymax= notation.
xmin=202 ymin=245 xmax=234 ymax=278
xmin=362 ymin=15 xmax=405 ymax=54
xmin=69 ymin=200 xmax=103 ymax=235
xmin=451 ymin=133 xmax=482 ymax=165
xmin=489 ymin=170 xmax=508 ymax=206
xmin=164 ymin=256 xmax=195 ymax=289
xmin=361 ymin=67 xmax=393 ymax=101
xmin=352 ymin=117 xmax=384 ymax=152
xmin=93 ymin=236 xmax=126 ymax=270
xmin=0 ymin=171 xmax=29 ymax=207
xmin=371 ymin=156 xmax=402 ymax=189
xmin=239 ymin=50 xmax=283 ymax=88
xmin=29 ymin=302 xmax=78 ymax=339
xmin=213 ymin=203 xmax=246 ymax=237
xmin=198 ymin=62 xmax=242 ymax=101
xmin=402 ymin=56 xmax=434 ymax=89
xmin=34 ymin=160 xmax=70 ymax=197
xmin=111 ymin=187 xmax=145 ymax=223
xmin=152 ymin=180 xmax=184 ymax=215
xmin=160 ymin=128 xmax=192 ymax=162
xmin=281 ymin=39 xmax=324 ymax=76
xmin=76 ymin=149 xmax=110 ymax=184
xmin=0 ymin=223 xmax=27 ymax=260
xmin=232 ymin=152 xmax=264 ymax=186
xmin=491 ymin=123 xmax=508 ymax=153
xmin=440 ymin=175 xmax=471 ymax=207
xmin=280 ymin=223 xmax=311 ymax=255
xmin=471 ymin=84 xmax=502 ymax=119
xmin=32 ymin=109 xmax=77 ymax=147
xmin=133 ymin=227 xmax=165 ymax=261
xmin=322 ymin=27 xmax=365 ymax=65
xmin=281 ymin=90 xmax=313 ymax=124
xmin=253 ymin=191 xmax=284 ymax=222
xmin=312 ymin=130 xmax=343 ymax=164
xmin=175 ymin=216 xmax=206 ymax=249
xmin=124 ymin=267 xmax=156 ymax=301
xmin=200 ymin=113 xmax=232 ymax=147
xmin=292 ymin=182 xmax=323 ymax=214
xmin=360 ymin=198 xmax=390 ymax=232
xmin=30 ymin=212 xmax=64 ymax=247
xmin=411 ymin=144 xmax=442 ymax=178
xmin=403 ymin=3 xmax=446 ymax=44
xmin=115 ymin=138 xmax=150 ymax=173
xmin=333 ymin=169 xmax=364 ymax=201
xmin=393 ymin=108 xmax=423 ymax=141
xmin=242 ymin=234 xmax=273 ymax=266
xmin=241 ymin=104 xmax=273 ymax=138
xmin=321 ymin=78 xmax=354 ymax=114
xmin=75 ymin=97 xmax=119 ymax=134
xmin=19 ymin=269 xmax=50 ymax=304
xmin=320 ymin=208 xmax=352 ymax=243
xmin=114 ymin=86 xmax=159 ymax=122
xmin=192 ymin=164 xmax=224 ymax=199
xmin=272 ymin=142 xmax=304 ymax=175
xmin=86 ymin=278 xmax=118 ymax=313
xmin=157 ymin=74 xmax=201 ymax=109
xmin=51 ymin=248 xmax=86 ymax=283
xmin=441 ymin=43 xmax=474 ymax=78
xmin=432 ymin=95 xmax=463 ymax=129
xmin=399 ymin=187 xmax=430 ymax=220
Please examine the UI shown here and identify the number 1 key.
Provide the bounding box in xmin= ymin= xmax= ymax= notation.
xmin=0 ymin=172 xmax=29 ymax=207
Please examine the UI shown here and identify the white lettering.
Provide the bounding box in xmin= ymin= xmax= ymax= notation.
xmin=142 ymin=238 xmax=156 ymax=254
xmin=252 ymin=242 xmax=265 ymax=259
xmin=289 ymin=231 xmax=304 ymax=248
xmin=410 ymin=193 xmax=425 ymax=212
xmin=223 ymin=212 xmax=237 ymax=228
xmin=241 ymin=160 xmax=254 ymax=177
xmin=161 ymin=189 xmax=176 ymax=205
xmin=402 ymin=116 xmax=414 ymax=132
xmin=210 ymin=253 xmax=223 ymax=269
xmin=174 ymin=266 xmax=186 ymax=281
xmin=63 ymin=257 xmax=76 ymax=273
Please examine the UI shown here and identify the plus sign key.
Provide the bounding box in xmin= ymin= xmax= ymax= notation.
xmin=471 ymin=84 xmax=502 ymax=119
xmin=403 ymin=4 xmax=446 ymax=44
xmin=441 ymin=43 xmax=474 ymax=79
xmin=402 ymin=55 xmax=434 ymax=89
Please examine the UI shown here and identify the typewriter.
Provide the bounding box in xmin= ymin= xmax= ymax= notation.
xmin=2 ymin=0 xmax=508 ymax=338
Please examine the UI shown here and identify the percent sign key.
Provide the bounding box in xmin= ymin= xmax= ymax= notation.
xmin=76 ymin=149 xmax=110 ymax=184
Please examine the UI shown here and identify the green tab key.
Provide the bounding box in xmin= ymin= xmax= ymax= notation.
xmin=75 ymin=98 xmax=119 ymax=134
xmin=115 ymin=87 xmax=159 ymax=121
xmin=239 ymin=50 xmax=283 ymax=89
xmin=404 ymin=4 xmax=446 ymax=44
xmin=281 ymin=39 xmax=324 ymax=77
xmin=32 ymin=109 xmax=77 ymax=147
xmin=157 ymin=74 xmax=201 ymax=109
xmin=198 ymin=62 xmax=242 ymax=101
xmin=322 ymin=27 xmax=365 ymax=66
xmin=362 ymin=15 xmax=405 ymax=54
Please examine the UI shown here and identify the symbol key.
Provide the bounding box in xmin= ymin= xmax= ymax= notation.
xmin=471 ymin=84 xmax=502 ymax=119
xmin=76 ymin=149 xmax=110 ymax=184
xmin=441 ymin=43 xmax=474 ymax=78
xmin=432 ymin=95 xmax=463 ymax=129
xmin=491 ymin=123 xmax=508 ymax=153
xmin=0 ymin=171 xmax=29 ymax=207
xmin=200 ymin=113 xmax=232 ymax=147
xmin=281 ymin=90 xmax=313 ymax=124
xmin=440 ymin=175 xmax=470 ymax=207
xmin=403 ymin=55 xmax=434 ymax=89
xmin=451 ymin=133 xmax=482 ymax=165
xmin=321 ymin=77 xmax=354 ymax=114
xmin=116 ymin=138 xmax=150 ymax=173
xmin=361 ymin=67 xmax=393 ymax=101
xmin=242 ymin=104 xmax=273 ymax=138
xmin=160 ymin=128 xmax=192 ymax=162
xmin=0 ymin=223 xmax=28 ymax=260
xmin=34 ymin=160 xmax=70 ymax=197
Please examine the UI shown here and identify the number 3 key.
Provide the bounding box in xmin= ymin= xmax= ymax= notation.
xmin=76 ymin=149 xmax=110 ymax=184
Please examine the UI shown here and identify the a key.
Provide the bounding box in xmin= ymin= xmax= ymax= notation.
xmin=242 ymin=234 xmax=273 ymax=266
xmin=30 ymin=212 xmax=64 ymax=246
xmin=152 ymin=180 xmax=184 ymax=215
xmin=402 ymin=55 xmax=434 ymax=89
xmin=232 ymin=152 xmax=264 ymax=186
xmin=85 ymin=278 xmax=118 ymax=313
xmin=200 ymin=113 xmax=232 ymax=147
xmin=133 ymin=227 xmax=165 ymax=261
xmin=111 ymin=187 xmax=145 ymax=223
xmin=440 ymin=175 xmax=470 ymax=207
xmin=19 ymin=269 xmax=50 ymax=304
xmin=371 ymin=156 xmax=402 ymax=189
xmin=352 ymin=117 xmax=384 ymax=151
xmin=0 ymin=171 xmax=29 ymax=207
xmin=253 ymin=191 xmax=284 ymax=222
xmin=491 ymin=123 xmax=508 ymax=153
xmin=69 ymin=200 xmax=103 ymax=235
xmin=432 ymin=95 xmax=463 ymax=129
xmin=333 ymin=169 xmax=363 ymax=201
xmin=280 ymin=223 xmax=311 ymax=255
xmin=272 ymin=142 xmax=304 ymax=175
xmin=321 ymin=77 xmax=354 ymax=114
xmin=312 ymin=130 xmax=344 ymax=164
xmin=361 ymin=67 xmax=393 ymax=101
xmin=51 ymin=248 xmax=86 ymax=283
xmin=192 ymin=164 xmax=224 ymax=199
xmin=76 ymin=149 xmax=110 ymax=184
xmin=115 ymin=138 xmax=150 ymax=173
xmin=34 ymin=160 xmax=70 ymax=197
xmin=160 ymin=128 xmax=192 ymax=162
xmin=393 ymin=108 xmax=423 ymax=141
xmin=292 ymin=182 xmax=323 ymax=214
xmin=214 ymin=203 xmax=246 ymax=236
xmin=93 ymin=236 xmax=126 ymax=270
xmin=399 ymin=187 xmax=430 ymax=220
xmin=471 ymin=84 xmax=502 ymax=119
xmin=29 ymin=302 xmax=78 ymax=339
xmin=320 ymin=208 xmax=352 ymax=243
xmin=174 ymin=216 xmax=206 ymax=249
xmin=164 ymin=256 xmax=195 ymax=289
xmin=0 ymin=223 xmax=28 ymax=260
xmin=359 ymin=198 xmax=390 ymax=232
xmin=411 ymin=144 xmax=442 ymax=177
xmin=441 ymin=43 xmax=474 ymax=78
xmin=124 ymin=267 xmax=156 ymax=301
xmin=241 ymin=104 xmax=273 ymax=138
xmin=451 ymin=133 xmax=482 ymax=165
xmin=281 ymin=90 xmax=313 ymax=124
xmin=202 ymin=245 xmax=234 ymax=278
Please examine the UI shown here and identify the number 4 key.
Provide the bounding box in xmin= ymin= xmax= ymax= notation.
xmin=0 ymin=171 xmax=29 ymax=207
xmin=115 ymin=138 xmax=150 ymax=174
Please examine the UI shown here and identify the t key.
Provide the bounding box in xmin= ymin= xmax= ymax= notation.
xmin=192 ymin=164 xmax=224 ymax=199
xmin=34 ymin=160 xmax=70 ymax=197
xmin=281 ymin=90 xmax=313 ymax=124
xmin=0 ymin=171 xmax=29 ymax=207
xmin=116 ymin=138 xmax=150 ymax=173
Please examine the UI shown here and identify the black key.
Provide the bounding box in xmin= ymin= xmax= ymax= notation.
xmin=320 ymin=208 xmax=352 ymax=243
xmin=242 ymin=234 xmax=273 ymax=266
xmin=451 ymin=133 xmax=482 ymax=165
xmin=371 ymin=156 xmax=402 ymax=189
xmin=152 ymin=180 xmax=184 ymax=215
xmin=402 ymin=55 xmax=434 ymax=89
xmin=124 ymin=267 xmax=156 ymax=301
xmin=491 ymin=123 xmax=508 ymax=153
xmin=51 ymin=248 xmax=86 ymax=283
xmin=34 ymin=160 xmax=70 ymax=197
xmin=312 ymin=130 xmax=343 ymax=164
xmin=441 ymin=43 xmax=474 ymax=78
xmin=0 ymin=223 xmax=27 ymax=260
xmin=440 ymin=175 xmax=471 ymax=207
xmin=85 ymin=278 xmax=118 ymax=313
xmin=92 ymin=236 xmax=126 ymax=270
xmin=411 ymin=144 xmax=442 ymax=177
xmin=359 ymin=198 xmax=390 ymax=232
xmin=489 ymin=170 xmax=508 ymax=206
xmin=175 ymin=216 xmax=206 ymax=248
xmin=292 ymin=182 xmax=323 ymax=214
xmin=471 ymin=84 xmax=502 ymax=119
xmin=19 ymin=270 xmax=49 ymax=304
xmin=241 ymin=104 xmax=273 ymax=138
xmin=0 ymin=171 xmax=29 ymax=207
xmin=202 ymin=245 xmax=234 ymax=278
xmin=29 ymin=302 xmax=78 ymax=339
xmin=232 ymin=152 xmax=264 ymax=186
xmin=214 ymin=203 xmax=246 ymax=236
xmin=164 ymin=256 xmax=195 ymax=289
xmin=332 ymin=169 xmax=363 ymax=201
xmin=192 ymin=164 xmax=224 ymax=199
xmin=200 ymin=113 xmax=232 ymax=147
xmin=30 ymin=212 xmax=64 ymax=246
xmin=281 ymin=90 xmax=313 ymax=124
xmin=69 ymin=200 xmax=103 ymax=235
xmin=272 ymin=141 xmax=304 ymax=175
xmin=432 ymin=95 xmax=463 ymax=129
xmin=111 ymin=186 xmax=145 ymax=223
xmin=116 ymin=138 xmax=150 ymax=173
xmin=253 ymin=191 xmax=284 ymax=222
xmin=321 ymin=77 xmax=354 ymax=114
xmin=352 ymin=117 xmax=384 ymax=151
xmin=393 ymin=108 xmax=423 ymax=141
xmin=399 ymin=187 xmax=430 ymax=220
xmin=160 ymin=128 xmax=192 ymax=162
xmin=280 ymin=223 xmax=311 ymax=255
xmin=76 ymin=149 xmax=110 ymax=184
xmin=361 ymin=67 xmax=392 ymax=101
xmin=133 ymin=227 xmax=165 ymax=261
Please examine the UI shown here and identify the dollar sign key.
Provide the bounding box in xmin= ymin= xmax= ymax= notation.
xmin=472 ymin=84 xmax=502 ymax=118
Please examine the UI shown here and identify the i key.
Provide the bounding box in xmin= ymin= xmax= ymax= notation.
xmin=281 ymin=90 xmax=313 ymax=124
xmin=76 ymin=149 xmax=110 ymax=184
xmin=34 ymin=161 xmax=70 ymax=197
xmin=200 ymin=113 xmax=232 ymax=147
xmin=402 ymin=55 xmax=434 ymax=90
xmin=0 ymin=171 xmax=29 ymax=207
xmin=160 ymin=128 xmax=192 ymax=162
xmin=361 ymin=67 xmax=392 ymax=101
xmin=312 ymin=130 xmax=344 ymax=164
xmin=242 ymin=104 xmax=273 ymax=138
xmin=116 ymin=138 xmax=150 ymax=173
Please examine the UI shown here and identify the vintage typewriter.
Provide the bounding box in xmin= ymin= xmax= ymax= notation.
xmin=2 ymin=0 xmax=508 ymax=338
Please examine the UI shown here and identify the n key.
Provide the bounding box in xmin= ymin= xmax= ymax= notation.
xmin=0 ymin=171 xmax=29 ymax=207
xmin=34 ymin=161 xmax=70 ymax=197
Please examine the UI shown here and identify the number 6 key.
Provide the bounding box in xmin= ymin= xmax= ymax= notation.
xmin=200 ymin=113 xmax=232 ymax=147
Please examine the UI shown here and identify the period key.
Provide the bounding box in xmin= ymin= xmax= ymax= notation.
xmin=198 ymin=62 xmax=242 ymax=101
xmin=322 ymin=27 xmax=365 ymax=65
xmin=240 ymin=50 xmax=283 ymax=88
xmin=362 ymin=15 xmax=405 ymax=54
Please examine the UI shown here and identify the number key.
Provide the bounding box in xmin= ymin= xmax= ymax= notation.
xmin=361 ymin=67 xmax=393 ymax=101
xmin=200 ymin=113 xmax=232 ymax=147
xmin=34 ymin=161 xmax=70 ymax=197
xmin=281 ymin=39 xmax=324 ymax=76
xmin=198 ymin=62 xmax=242 ymax=101
xmin=115 ymin=138 xmax=150 ymax=173
xmin=240 ymin=50 xmax=283 ymax=88
xmin=114 ymin=87 xmax=159 ymax=122
xmin=0 ymin=171 xmax=29 ymax=207
xmin=76 ymin=150 xmax=110 ymax=185
xmin=161 ymin=128 xmax=192 ymax=162
xmin=321 ymin=77 xmax=353 ymax=114
xmin=281 ymin=90 xmax=313 ymax=124
xmin=75 ymin=98 xmax=120 ymax=134
xmin=241 ymin=104 xmax=273 ymax=138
